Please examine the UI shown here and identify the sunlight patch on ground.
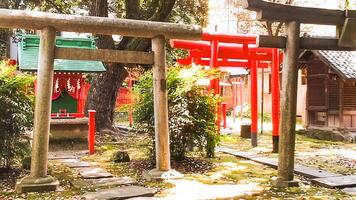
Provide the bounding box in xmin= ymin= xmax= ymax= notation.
xmin=209 ymin=162 xmax=247 ymax=180
xmin=161 ymin=179 xmax=262 ymax=199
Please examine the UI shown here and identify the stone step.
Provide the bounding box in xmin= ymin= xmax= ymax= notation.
xmin=83 ymin=185 xmax=157 ymax=200
xmin=49 ymin=150 xmax=88 ymax=160
xmin=342 ymin=187 xmax=356 ymax=195
xmin=58 ymin=159 xmax=92 ymax=168
xmin=311 ymin=175 xmax=356 ymax=188
xmin=293 ymin=165 xmax=339 ymax=179
xmin=78 ymin=167 xmax=113 ymax=179
xmin=71 ymin=177 xmax=136 ymax=189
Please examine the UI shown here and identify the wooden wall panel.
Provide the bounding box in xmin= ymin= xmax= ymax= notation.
xmin=343 ymin=82 xmax=356 ymax=110
xmin=328 ymin=80 xmax=339 ymax=110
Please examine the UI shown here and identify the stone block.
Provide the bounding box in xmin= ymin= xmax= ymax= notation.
xmin=78 ymin=167 xmax=113 ymax=179
xmin=83 ymin=185 xmax=156 ymax=200
xmin=294 ymin=165 xmax=339 ymax=179
xmin=15 ymin=176 xmax=59 ymax=193
xmin=311 ymin=175 xmax=356 ymax=188
xmin=50 ymin=118 xmax=89 ymax=139
xmin=71 ymin=177 xmax=136 ymax=189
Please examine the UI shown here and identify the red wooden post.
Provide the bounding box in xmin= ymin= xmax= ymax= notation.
xmin=210 ymin=40 xmax=221 ymax=132
xmin=250 ymin=60 xmax=258 ymax=147
xmin=232 ymin=79 xmax=237 ymax=122
xmin=240 ymin=78 xmax=243 ymax=123
xmin=222 ymin=102 xmax=227 ymax=129
xmin=271 ymin=48 xmax=280 ymax=153
xmin=88 ymin=110 xmax=96 ymax=155
xmin=128 ymin=73 xmax=133 ymax=127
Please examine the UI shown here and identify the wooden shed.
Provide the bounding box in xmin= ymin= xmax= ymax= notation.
xmin=300 ymin=50 xmax=356 ymax=129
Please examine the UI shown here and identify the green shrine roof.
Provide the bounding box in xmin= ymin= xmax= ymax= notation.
xmin=18 ymin=35 xmax=106 ymax=72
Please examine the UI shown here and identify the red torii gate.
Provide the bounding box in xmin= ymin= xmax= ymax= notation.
xmin=170 ymin=33 xmax=281 ymax=152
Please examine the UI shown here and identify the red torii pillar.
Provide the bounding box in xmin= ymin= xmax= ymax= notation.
xmin=271 ymin=49 xmax=280 ymax=153
xmin=209 ymin=40 xmax=221 ymax=132
xmin=250 ymin=60 xmax=258 ymax=147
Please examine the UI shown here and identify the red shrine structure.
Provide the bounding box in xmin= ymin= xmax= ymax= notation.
xmin=170 ymin=33 xmax=281 ymax=151
xmin=17 ymin=35 xmax=106 ymax=154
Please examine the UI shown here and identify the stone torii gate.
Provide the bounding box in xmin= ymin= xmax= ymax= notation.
xmin=242 ymin=0 xmax=356 ymax=187
xmin=0 ymin=9 xmax=202 ymax=193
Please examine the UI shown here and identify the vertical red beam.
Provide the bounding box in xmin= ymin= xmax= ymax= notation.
xmin=271 ymin=48 xmax=280 ymax=153
xmin=128 ymin=74 xmax=133 ymax=127
xmin=210 ymin=40 xmax=221 ymax=132
xmin=250 ymin=60 xmax=258 ymax=147
xmin=88 ymin=110 xmax=96 ymax=155
xmin=240 ymin=77 xmax=243 ymax=123
xmin=232 ymin=79 xmax=237 ymax=122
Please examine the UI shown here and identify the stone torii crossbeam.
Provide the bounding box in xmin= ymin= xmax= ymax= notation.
xmin=0 ymin=8 xmax=201 ymax=193
xmin=242 ymin=0 xmax=356 ymax=187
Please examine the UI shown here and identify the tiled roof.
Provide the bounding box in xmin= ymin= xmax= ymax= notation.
xmin=318 ymin=51 xmax=356 ymax=79
xmin=18 ymin=35 xmax=106 ymax=73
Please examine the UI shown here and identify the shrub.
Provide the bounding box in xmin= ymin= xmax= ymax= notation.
xmin=0 ymin=61 xmax=34 ymax=168
xmin=133 ymin=66 xmax=220 ymax=160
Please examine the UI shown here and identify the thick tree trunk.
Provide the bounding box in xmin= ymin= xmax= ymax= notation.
xmin=86 ymin=64 xmax=127 ymax=131
xmin=87 ymin=0 xmax=128 ymax=131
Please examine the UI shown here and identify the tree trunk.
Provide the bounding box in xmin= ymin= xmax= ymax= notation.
xmin=87 ymin=0 xmax=128 ymax=131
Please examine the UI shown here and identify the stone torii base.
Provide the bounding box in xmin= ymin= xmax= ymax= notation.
xmin=143 ymin=169 xmax=184 ymax=181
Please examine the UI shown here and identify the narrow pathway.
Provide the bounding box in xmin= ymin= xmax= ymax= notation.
xmin=49 ymin=151 xmax=157 ymax=200
xmin=217 ymin=146 xmax=356 ymax=196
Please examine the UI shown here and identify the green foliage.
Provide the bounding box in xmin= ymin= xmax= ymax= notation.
xmin=133 ymin=66 xmax=220 ymax=159
xmin=0 ymin=61 xmax=34 ymax=168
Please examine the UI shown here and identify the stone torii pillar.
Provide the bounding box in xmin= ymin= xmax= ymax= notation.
xmin=277 ymin=21 xmax=300 ymax=187
xmin=16 ymin=26 xmax=59 ymax=193
xmin=144 ymin=35 xmax=183 ymax=180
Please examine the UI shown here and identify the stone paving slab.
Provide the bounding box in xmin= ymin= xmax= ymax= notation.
xmin=71 ymin=177 xmax=136 ymax=189
xmin=49 ymin=150 xmax=88 ymax=160
xmin=49 ymin=154 xmax=78 ymax=160
xmin=311 ymin=175 xmax=356 ymax=189
xmin=217 ymin=147 xmax=260 ymax=159
xmin=58 ymin=159 xmax=92 ymax=168
xmin=218 ymin=147 xmax=343 ymax=180
xmin=294 ymin=165 xmax=339 ymax=179
xmin=83 ymin=185 xmax=156 ymax=200
xmin=78 ymin=167 xmax=113 ymax=179
xmin=342 ymin=187 xmax=356 ymax=195
xmin=249 ymin=157 xmax=278 ymax=169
